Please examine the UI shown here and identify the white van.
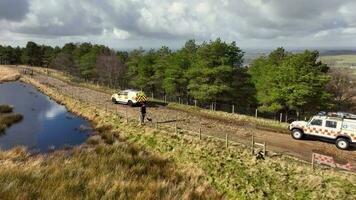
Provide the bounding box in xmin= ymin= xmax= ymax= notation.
xmin=111 ymin=90 xmax=147 ymax=106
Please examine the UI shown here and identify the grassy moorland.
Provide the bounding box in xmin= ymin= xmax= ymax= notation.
xmin=320 ymin=54 xmax=356 ymax=74
xmin=0 ymin=67 xmax=352 ymax=199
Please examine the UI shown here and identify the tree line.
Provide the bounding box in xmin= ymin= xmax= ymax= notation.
xmin=0 ymin=39 xmax=355 ymax=115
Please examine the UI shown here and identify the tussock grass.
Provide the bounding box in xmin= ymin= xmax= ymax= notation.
xmin=168 ymin=103 xmax=289 ymax=133
xmin=0 ymin=144 xmax=219 ymax=200
xmin=0 ymin=105 xmax=13 ymax=113
xmin=17 ymin=74 xmax=356 ymax=199
xmin=0 ymin=105 xmax=23 ymax=133
xmin=0 ymin=65 xmax=21 ymax=83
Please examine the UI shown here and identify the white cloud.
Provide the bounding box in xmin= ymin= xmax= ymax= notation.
xmin=1 ymin=0 xmax=356 ymax=49
xmin=113 ymin=28 xmax=130 ymax=40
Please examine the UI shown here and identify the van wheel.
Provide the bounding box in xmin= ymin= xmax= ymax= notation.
xmin=112 ymin=98 xmax=117 ymax=104
xmin=336 ymin=138 xmax=350 ymax=150
xmin=127 ymin=100 xmax=133 ymax=107
xmin=291 ymin=129 xmax=303 ymax=140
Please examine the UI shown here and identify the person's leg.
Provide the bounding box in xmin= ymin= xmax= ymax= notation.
xmin=140 ymin=113 xmax=144 ymax=125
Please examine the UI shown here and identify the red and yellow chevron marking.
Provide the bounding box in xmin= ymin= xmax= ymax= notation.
xmin=313 ymin=153 xmax=353 ymax=170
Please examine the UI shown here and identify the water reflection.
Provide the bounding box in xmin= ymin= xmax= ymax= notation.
xmin=0 ymin=81 xmax=92 ymax=152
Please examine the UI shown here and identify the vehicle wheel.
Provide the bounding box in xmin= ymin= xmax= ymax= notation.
xmin=112 ymin=98 xmax=117 ymax=104
xmin=127 ymin=100 xmax=133 ymax=107
xmin=335 ymin=138 xmax=350 ymax=150
xmin=291 ymin=129 xmax=303 ymax=140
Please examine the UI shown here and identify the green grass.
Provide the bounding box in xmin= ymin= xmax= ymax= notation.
xmin=10 ymin=75 xmax=355 ymax=199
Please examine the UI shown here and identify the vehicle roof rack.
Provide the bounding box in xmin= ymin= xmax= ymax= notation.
xmin=327 ymin=112 xmax=356 ymax=120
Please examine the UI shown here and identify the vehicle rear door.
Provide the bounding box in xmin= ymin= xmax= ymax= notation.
xmin=323 ymin=120 xmax=339 ymax=139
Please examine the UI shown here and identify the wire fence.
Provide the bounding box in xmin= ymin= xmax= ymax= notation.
xmin=147 ymin=92 xmax=305 ymax=123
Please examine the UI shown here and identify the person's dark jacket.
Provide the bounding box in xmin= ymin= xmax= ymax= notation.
xmin=140 ymin=104 xmax=146 ymax=114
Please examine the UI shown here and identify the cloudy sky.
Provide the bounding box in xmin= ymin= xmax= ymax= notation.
xmin=1 ymin=0 xmax=356 ymax=50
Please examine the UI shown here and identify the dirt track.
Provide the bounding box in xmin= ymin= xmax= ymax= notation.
xmin=26 ymin=70 xmax=356 ymax=169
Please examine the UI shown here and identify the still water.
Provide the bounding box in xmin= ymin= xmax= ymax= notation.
xmin=0 ymin=81 xmax=92 ymax=152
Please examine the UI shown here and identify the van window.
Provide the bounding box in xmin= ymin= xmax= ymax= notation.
xmin=343 ymin=123 xmax=356 ymax=130
xmin=310 ymin=119 xmax=322 ymax=126
xmin=325 ymin=120 xmax=337 ymax=128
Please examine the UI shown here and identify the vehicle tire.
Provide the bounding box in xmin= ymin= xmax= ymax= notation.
xmin=291 ymin=129 xmax=303 ymax=140
xmin=127 ymin=100 xmax=133 ymax=107
xmin=335 ymin=138 xmax=350 ymax=150
xmin=112 ymin=97 xmax=117 ymax=104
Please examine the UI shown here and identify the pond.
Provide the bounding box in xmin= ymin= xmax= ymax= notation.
xmin=0 ymin=81 xmax=92 ymax=152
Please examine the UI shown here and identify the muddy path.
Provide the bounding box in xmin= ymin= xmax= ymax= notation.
xmin=26 ymin=70 xmax=356 ymax=169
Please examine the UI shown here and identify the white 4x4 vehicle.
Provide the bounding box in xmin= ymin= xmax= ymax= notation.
xmin=111 ymin=89 xmax=146 ymax=106
xmin=289 ymin=112 xmax=356 ymax=150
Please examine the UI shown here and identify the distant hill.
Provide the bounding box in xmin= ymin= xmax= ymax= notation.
xmin=319 ymin=50 xmax=356 ymax=56
xmin=320 ymin=54 xmax=356 ymax=74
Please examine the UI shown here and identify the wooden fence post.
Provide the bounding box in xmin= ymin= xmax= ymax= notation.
xmin=175 ymin=122 xmax=178 ymax=134
xmin=232 ymin=105 xmax=235 ymax=114
xmin=263 ymin=142 xmax=266 ymax=157
xmin=311 ymin=153 xmax=315 ymax=170
xmin=199 ymin=127 xmax=202 ymax=140
xmin=251 ymin=132 xmax=255 ymax=155
xmin=255 ymin=109 xmax=258 ymax=118
xmin=225 ymin=133 xmax=229 ymax=148
xmin=280 ymin=113 xmax=283 ymax=123
xmin=125 ymin=106 xmax=128 ymax=123
xmin=194 ymin=100 xmax=197 ymax=107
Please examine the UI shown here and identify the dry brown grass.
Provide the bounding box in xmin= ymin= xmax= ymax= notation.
xmin=0 ymin=65 xmax=21 ymax=83
xmin=0 ymin=105 xmax=23 ymax=133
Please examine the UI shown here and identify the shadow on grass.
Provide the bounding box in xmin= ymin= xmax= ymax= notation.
xmin=0 ymin=135 xmax=221 ymax=199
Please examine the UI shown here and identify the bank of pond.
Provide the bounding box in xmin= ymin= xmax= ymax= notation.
xmin=0 ymin=81 xmax=93 ymax=152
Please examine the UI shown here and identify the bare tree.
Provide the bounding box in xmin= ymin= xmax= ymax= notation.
xmin=50 ymin=53 xmax=74 ymax=73
xmin=96 ymin=51 xmax=128 ymax=88
xmin=327 ymin=67 xmax=356 ymax=112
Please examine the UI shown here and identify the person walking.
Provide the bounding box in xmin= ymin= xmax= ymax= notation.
xmin=140 ymin=101 xmax=147 ymax=125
